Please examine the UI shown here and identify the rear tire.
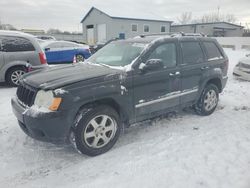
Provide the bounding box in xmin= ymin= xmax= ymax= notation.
xmin=76 ymin=54 xmax=85 ymax=62
xmin=72 ymin=105 xmax=121 ymax=156
xmin=195 ymin=84 xmax=219 ymax=116
xmin=6 ymin=66 xmax=26 ymax=87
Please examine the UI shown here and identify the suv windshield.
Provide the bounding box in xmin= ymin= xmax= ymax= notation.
xmin=88 ymin=42 xmax=146 ymax=67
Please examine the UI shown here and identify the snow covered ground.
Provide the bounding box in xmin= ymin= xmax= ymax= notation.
xmin=0 ymin=49 xmax=250 ymax=188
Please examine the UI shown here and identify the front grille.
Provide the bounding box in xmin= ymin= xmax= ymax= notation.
xmin=16 ymin=84 xmax=37 ymax=107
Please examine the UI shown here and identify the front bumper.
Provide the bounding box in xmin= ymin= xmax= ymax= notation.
xmin=11 ymin=97 xmax=73 ymax=143
xmin=233 ymin=67 xmax=250 ymax=81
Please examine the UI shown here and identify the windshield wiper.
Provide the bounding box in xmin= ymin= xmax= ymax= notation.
xmin=99 ymin=63 xmax=111 ymax=68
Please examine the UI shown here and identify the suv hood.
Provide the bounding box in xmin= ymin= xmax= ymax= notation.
xmin=22 ymin=63 xmax=122 ymax=90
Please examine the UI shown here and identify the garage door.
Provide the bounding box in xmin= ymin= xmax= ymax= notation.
xmin=97 ymin=24 xmax=107 ymax=43
xmin=87 ymin=28 xmax=94 ymax=45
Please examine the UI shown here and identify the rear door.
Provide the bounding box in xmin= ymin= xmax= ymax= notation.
xmin=179 ymin=39 xmax=208 ymax=104
xmin=60 ymin=42 xmax=77 ymax=62
xmin=45 ymin=42 xmax=64 ymax=63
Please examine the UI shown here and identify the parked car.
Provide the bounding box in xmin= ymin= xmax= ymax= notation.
xmin=12 ymin=34 xmax=228 ymax=156
xmin=0 ymin=30 xmax=48 ymax=86
xmin=35 ymin=35 xmax=56 ymax=41
xmin=89 ymin=38 xmax=119 ymax=54
xmin=233 ymin=54 xmax=250 ymax=81
xmin=40 ymin=41 xmax=91 ymax=64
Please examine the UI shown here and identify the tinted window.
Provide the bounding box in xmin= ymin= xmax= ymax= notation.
xmin=203 ymin=42 xmax=223 ymax=61
xmin=1 ymin=36 xmax=35 ymax=52
xmin=148 ymin=43 xmax=177 ymax=68
xmin=181 ymin=42 xmax=204 ymax=64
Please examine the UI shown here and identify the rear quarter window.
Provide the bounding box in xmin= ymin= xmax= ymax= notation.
xmin=181 ymin=41 xmax=204 ymax=65
xmin=203 ymin=42 xmax=224 ymax=61
xmin=2 ymin=36 xmax=35 ymax=52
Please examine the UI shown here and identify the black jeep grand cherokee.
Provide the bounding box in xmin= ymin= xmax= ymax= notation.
xmin=12 ymin=34 xmax=228 ymax=156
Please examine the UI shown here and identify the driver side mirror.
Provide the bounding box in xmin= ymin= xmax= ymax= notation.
xmin=139 ymin=59 xmax=164 ymax=73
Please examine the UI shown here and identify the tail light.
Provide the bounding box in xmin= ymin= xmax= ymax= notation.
xmin=39 ymin=52 xmax=47 ymax=65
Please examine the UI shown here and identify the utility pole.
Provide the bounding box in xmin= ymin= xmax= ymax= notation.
xmin=217 ymin=6 xmax=220 ymax=21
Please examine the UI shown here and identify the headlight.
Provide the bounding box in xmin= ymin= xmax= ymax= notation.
xmin=34 ymin=90 xmax=62 ymax=111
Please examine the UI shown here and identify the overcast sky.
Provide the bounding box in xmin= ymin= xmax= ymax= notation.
xmin=0 ymin=0 xmax=249 ymax=32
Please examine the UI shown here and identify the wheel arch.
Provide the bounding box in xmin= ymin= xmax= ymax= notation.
xmin=5 ymin=64 xmax=27 ymax=81
xmin=205 ymin=77 xmax=222 ymax=93
xmin=75 ymin=98 xmax=129 ymax=125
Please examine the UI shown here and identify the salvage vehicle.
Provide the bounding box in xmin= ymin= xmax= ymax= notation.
xmin=0 ymin=30 xmax=47 ymax=86
xmin=41 ymin=41 xmax=91 ymax=64
xmin=233 ymin=53 xmax=250 ymax=81
xmin=11 ymin=33 xmax=228 ymax=156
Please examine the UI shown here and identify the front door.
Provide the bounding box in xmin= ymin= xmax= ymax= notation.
xmin=133 ymin=42 xmax=181 ymax=120
xmin=179 ymin=40 xmax=207 ymax=104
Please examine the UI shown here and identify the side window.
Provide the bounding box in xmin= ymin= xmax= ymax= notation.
xmin=47 ymin=42 xmax=61 ymax=48
xmin=144 ymin=25 xmax=150 ymax=33
xmin=61 ymin=42 xmax=77 ymax=48
xmin=131 ymin=24 xmax=138 ymax=32
xmin=2 ymin=36 xmax=35 ymax=52
xmin=148 ymin=43 xmax=177 ymax=68
xmin=203 ymin=42 xmax=224 ymax=61
xmin=181 ymin=42 xmax=204 ymax=64
xmin=161 ymin=26 xmax=166 ymax=33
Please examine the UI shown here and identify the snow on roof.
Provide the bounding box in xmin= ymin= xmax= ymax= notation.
xmin=172 ymin=22 xmax=244 ymax=28
xmin=81 ymin=7 xmax=172 ymax=23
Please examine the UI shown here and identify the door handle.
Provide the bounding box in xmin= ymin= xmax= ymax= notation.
xmin=169 ymin=71 xmax=180 ymax=76
xmin=201 ymin=66 xmax=209 ymax=70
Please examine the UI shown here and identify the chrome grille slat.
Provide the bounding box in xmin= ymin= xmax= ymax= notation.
xmin=16 ymin=83 xmax=37 ymax=107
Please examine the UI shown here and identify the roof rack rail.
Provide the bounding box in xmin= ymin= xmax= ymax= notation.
xmin=134 ymin=32 xmax=207 ymax=39
xmin=170 ymin=32 xmax=207 ymax=37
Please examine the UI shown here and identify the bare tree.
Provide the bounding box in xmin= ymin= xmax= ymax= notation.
xmin=177 ymin=12 xmax=192 ymax=24
xmin=200 ymin=12 xmax=237 ymax=24
xmin=224 ymin=14 xmax=237 ymax=23
xmin=47 ymin=28 xmax=63 ymax=34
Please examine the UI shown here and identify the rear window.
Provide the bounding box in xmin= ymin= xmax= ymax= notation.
xmin=1 ymin=36 xmax=35 ymax=52
xmin=203 ymin=42 xmax=224 ymax=61
xmin=181 ymin=42 xmax=204 ymax=64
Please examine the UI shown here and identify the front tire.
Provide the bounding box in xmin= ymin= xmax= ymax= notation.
xmin=6 ymin=67 xmax=26 ymax=87
xmin=73 ymin=105 xmax=121 ymax=156
xmin=195 ymin=84 xmax=219 ymax=116
xmin=76 ymin=54 xmax=85 ymax=62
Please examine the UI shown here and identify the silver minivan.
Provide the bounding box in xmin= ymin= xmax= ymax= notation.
xmin=0 ymin=30 xmax=48 ymax=86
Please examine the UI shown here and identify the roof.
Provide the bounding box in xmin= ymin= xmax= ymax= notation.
xmin=172 ymin=22 xmax=244 ymax=28
xmin=0 ymin=30 xmax=35 ymax=38
xmin=81 ymin=7 xmax=172 ymax=23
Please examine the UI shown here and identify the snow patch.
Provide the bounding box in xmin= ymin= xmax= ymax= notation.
xmin=54 ymin=88 xmax=68 ymax=95
xmin=120 ymin=85 xmax=127 ymax=95
xmin=23 ymin=105 xmax=52 ymax=117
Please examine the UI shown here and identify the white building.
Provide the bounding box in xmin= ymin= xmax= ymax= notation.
xmin=81 ymin=7 xmax=172 ymax=45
